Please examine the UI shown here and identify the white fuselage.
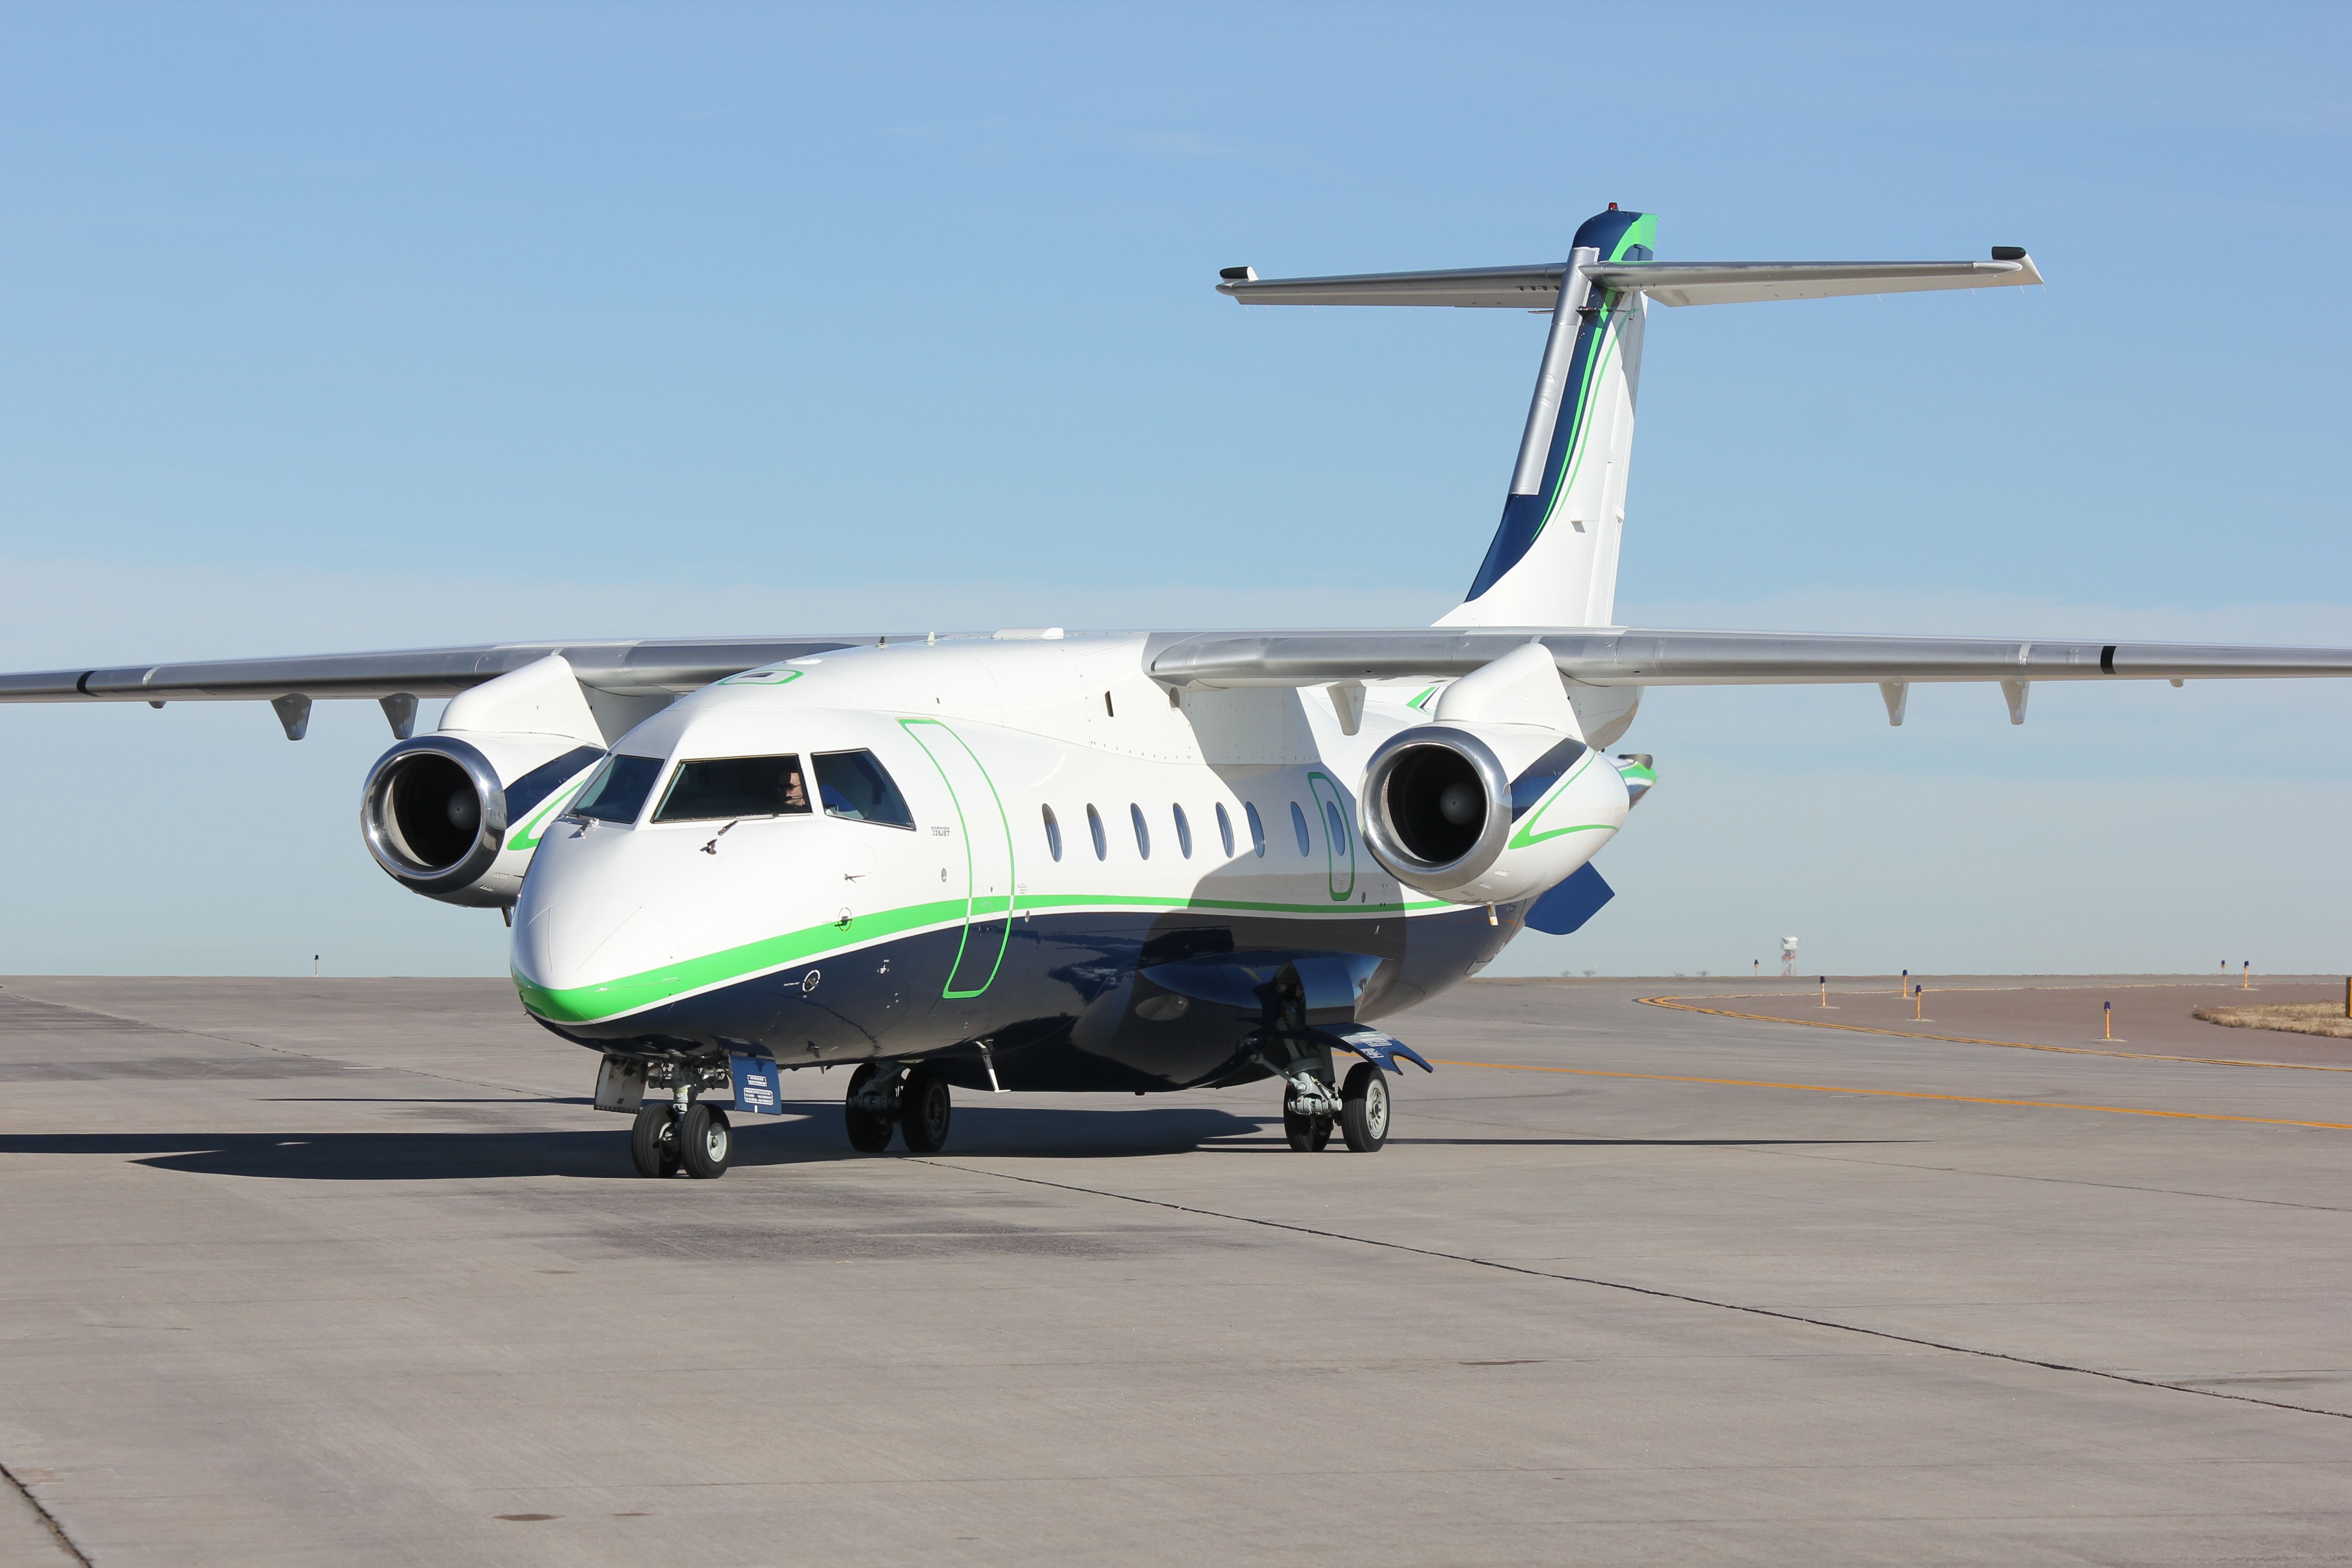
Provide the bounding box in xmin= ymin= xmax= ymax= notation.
xmin=507 ymin=633 xmax=1622 ymax=1088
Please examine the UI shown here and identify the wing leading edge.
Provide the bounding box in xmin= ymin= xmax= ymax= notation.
xmin=0 ymin=636 xmax=886 ymax=705
xmin=1142 ymin=628 xmax=2352 ymax=687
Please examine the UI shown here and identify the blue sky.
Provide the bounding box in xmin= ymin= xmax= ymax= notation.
xmin=0 ymin=2 xmax=2347 ymax=977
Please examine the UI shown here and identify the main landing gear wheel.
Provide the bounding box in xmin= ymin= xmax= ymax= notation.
xmin=1284 ymin=1102 xmax=1333 ymax=1153
xmin=900 ymin=1069 xmax=952 ymax=1154
xmin=677 ymin=1103 xmax=732 ymax=1180
xmin=629 ymin=1105 xmax=681 ymax=1178
xmin=845 ymin=1061 xmax=897 ymax=1153
xmin=1340 ymin=1062 xmax=1390 ymax=1153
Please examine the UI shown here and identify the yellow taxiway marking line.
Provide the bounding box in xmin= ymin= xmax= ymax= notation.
xmin=1634 ymin=994 xmax=2352 ymax=1074
xmin=1425 ymin=1057 xmax=2352 ymax=1132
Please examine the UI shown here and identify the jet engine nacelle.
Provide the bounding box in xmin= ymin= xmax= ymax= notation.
xmin=1359 ymin=722 xmax=1628 ymax=904
xmin=359 ymin=654 xmax=617 ymax=909
xmin=361 ymin=733 xmax=606 ymax=907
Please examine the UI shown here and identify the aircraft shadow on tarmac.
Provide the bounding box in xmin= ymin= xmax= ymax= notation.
xmin=0 ymin=1101 xmax=1909 ymax=1181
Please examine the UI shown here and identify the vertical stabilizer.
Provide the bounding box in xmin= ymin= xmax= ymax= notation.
xmin=1438 ymin=207 xmax=1654 ymax=629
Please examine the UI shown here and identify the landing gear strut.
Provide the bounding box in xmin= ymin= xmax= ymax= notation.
xmin=1275 ymin=1058 xmax=1392 ymax=1153
xmin=1283 ymin=1098 xmax=1334 ymax=1152
xmin=1280 ymin=1073 xmax=1338 ymax=1152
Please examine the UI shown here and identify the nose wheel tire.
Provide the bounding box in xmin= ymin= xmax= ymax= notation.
xmin=900 ymin=1069 xmax=952 ymax=1154
xmin=677 ymin=1103 xmax=733 ymax=1179
xmin=629 ymin=1105 xmax=682 ymax=1178
xmin=1339 ymin=1062 xmax=1390 ymax=1152
xmin=844 ymin=1061 xmax=896 ymax=1152
xmin=1283 ymin=1104 xmax=1334 ymax=1152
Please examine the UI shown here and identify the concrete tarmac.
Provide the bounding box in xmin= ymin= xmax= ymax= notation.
xmin=2 ymin=973 xmax=2350 ymax=1565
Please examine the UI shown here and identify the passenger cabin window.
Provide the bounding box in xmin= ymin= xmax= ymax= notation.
xmin=1324 ymin=799 xmax=1349 ymax=854
xmin=652 ymin=754 xmax=811 ymax=823
xmin=1130 ymin=803 xmax=1151 ymax=859
xmin=1245 ymin=802 xmax=1266 ymax=858
xmin=1042 ymin=804 xmax=1063 ymax=862
xmin=1290 ymin=801 xmax=1312 ymax=856
xmin=813 ymin=750 xmax=914 ymax=828
xmin=1087 ymin=804 xmax=1107 ymax=860
xmin=1215 ymin=803 xmax=1235 ymax=858
xmin=571 ymin=755 xmax=663 ymax=824
xmin=1172 ymin=804 xmax=1192 ymax=859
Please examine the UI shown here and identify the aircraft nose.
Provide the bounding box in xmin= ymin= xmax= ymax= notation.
xmin=515 ymin=893 xmax=640 ymax=992
xmin=514 ymin=891 xmax=681 ymax=994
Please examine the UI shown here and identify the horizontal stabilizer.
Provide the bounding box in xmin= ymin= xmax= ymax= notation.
xmin=1146 ymin=627 xmax=2352 ymax=688
xmin=1219 ymin=263 xmax=1574 ymax=309
xmin=1216 ymin=255 xmax=2040 ymax=309
xmin=1592 ymin=257 xmax=2042 ymax=307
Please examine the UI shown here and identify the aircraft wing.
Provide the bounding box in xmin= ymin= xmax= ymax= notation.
xmin=0 ymin=635 xmax=884 ymax=705
xmin=1144 ymin=628 xmax=2352 ymax=687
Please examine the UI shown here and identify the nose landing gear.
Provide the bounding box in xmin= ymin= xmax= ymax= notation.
xmin=627 ymin=1066 xmax=735 ymax=1179
xmin=629 ymin=1102 xmax=681 ymax=1178
xmin=677 ymin=1102 xmax=733 ymax=1178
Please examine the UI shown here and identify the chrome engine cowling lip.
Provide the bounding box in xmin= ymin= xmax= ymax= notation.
xmin=361 ymin=735 xmax=510 ymax=897
xmin=1358 ymin=723 xmax=1514 ymax=890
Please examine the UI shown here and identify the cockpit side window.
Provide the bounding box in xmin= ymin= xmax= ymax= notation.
xmin=652 ymin=754 xmax=812 ymax=823
xmin=813 ymin=750 xmax=916 ymax=829
xmin=570 ymin=754 xmax=664 ymax=824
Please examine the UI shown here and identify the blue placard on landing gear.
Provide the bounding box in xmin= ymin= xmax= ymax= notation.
xmin=729 ymin=1054 xmax=783 ymax=1114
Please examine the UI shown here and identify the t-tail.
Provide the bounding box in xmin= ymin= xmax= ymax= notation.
xmin=1216 ymin=211 xmax=2043 ymax=628
xmin=1457 ymin=205 xmax=1654 ymax=627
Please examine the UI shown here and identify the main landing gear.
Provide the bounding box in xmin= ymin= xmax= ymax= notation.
xmin=627 ymin=1066 xmax=734 ymax=1180
xmin=843 ymin=1061 xmax=952 ymax=1154
xmin=1280 ymin=1061 xmax=1390 ymax=1153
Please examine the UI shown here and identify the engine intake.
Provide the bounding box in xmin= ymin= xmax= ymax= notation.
xmin=1361 ymin=725 xmax=1513 ymax=890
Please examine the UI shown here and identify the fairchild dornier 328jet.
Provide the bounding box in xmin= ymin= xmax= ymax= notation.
xmin=8 ymin=205 xmax=2348 ymax=1180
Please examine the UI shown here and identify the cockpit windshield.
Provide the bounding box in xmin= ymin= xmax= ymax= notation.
xmin=652 ymin=755 xmax=812 ymax=823
xmin=570 ymin=754 xmax=664 ymax=823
